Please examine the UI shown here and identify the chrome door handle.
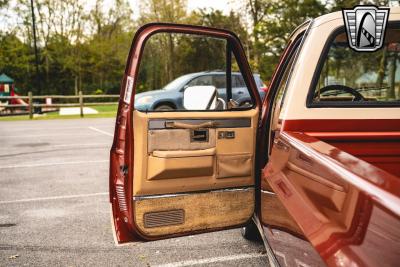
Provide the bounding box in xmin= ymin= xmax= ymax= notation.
xmin=165 ymin=121 xmax=217 ymax=129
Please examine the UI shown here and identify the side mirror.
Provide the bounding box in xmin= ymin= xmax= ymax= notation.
xmin=183 ymin=86 xmax=217 ymax=110
xmin=180 ymin=85 xmax=189 ymax=92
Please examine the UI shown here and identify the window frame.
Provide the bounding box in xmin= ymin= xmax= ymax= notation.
xmin=306 ymin=22 xmax=400 ymax=108
xmin=261 ymin=27 xmax=308 ymax=164
xmin=135 ymin=29 xmax=260 ymax=113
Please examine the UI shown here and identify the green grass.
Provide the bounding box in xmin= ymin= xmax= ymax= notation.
xmin=0 ymin=105 xmax=118 ymax=121
xmin=90 ymin=105 xmax=118 ymax=113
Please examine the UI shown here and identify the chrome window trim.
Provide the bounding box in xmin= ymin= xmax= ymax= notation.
xmin=133 ymin=186 xmax=255 ymax=201
xmin=261 ymin=189 xmax=276 ymax=195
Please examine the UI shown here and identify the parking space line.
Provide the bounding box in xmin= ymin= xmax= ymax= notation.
xmin=4 ymin=125 xmax=114 ymax=132
xmin=52 ymin=143 xmax=109 ymax=148
xmin=0 ymin=192 xmax=108 ymax=204
xmin=153 ymin=253 xmax=266 ymax=267
xmin=88 ymin=126 xmax=113 ymax=137
xmin=1 ymin=133 xmax=105 ymax=138
xmin=0 ymin=144 xmax=109 ymax=155
xmin=0 ymin=159 xmax=108 ymax=169
xmin=0 ymin=143 xmax=109 ymax=156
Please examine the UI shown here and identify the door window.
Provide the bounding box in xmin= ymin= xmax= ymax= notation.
xmin=309 ymin=26 xmax=400 ymax=107
xmin=135 ymin=32 xmax=254 ymax=111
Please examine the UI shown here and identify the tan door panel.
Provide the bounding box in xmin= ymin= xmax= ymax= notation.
xmin=148 ymin=154 xmax=215 ymax=180
xmin=152 ymin=147 xmax=216 ymax=158
xmin=148 ymin=129 xmax=216 ymax=152
xmin=133 ymin=109 xmax=258 ymax=196
xmin=134 ymin=187 xmax=254 ymax=237
xmin=217 ymin=153 xmax=252 ymax=178
xmin=216 ymin=127 xmax=255 ymax=154
xmin=132 ymin=109 xmax=258 ymax=239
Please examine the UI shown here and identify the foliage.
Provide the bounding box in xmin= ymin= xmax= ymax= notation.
xmin=0 ymin=0 xmax=377 ymax=95
xmin=136 ymin=6 xmax=248 ymax=92
xmin=0 ymin=33 xmax=34 ymax=91
xmin=247 ymin=0 xmax=327 ymax=81
xmin=0 ymin=0 xmax=134 ymax=95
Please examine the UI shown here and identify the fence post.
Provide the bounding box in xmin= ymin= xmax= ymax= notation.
xmin=28 ymin=91 xmax=33 ymax=119
xmin=79 ymin=91 xmax=84 ymax=118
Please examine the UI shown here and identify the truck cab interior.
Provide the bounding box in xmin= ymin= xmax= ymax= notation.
xmin=308 ymin=27 xmax=400 ymax=178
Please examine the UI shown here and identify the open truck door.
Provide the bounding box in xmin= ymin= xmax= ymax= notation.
xmin=110 ymin=23 xmax=262 ymax=243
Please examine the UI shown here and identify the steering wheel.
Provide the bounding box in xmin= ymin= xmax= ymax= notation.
xmin=318 ymin=85 xmax=365 ymax=101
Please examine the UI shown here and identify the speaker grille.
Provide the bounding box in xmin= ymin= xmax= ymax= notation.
xmin=144 ymin=209 xmax=185 ymax=228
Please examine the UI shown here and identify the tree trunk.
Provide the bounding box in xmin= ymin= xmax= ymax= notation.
xmin=376 ymin=47 xmax=387 ymax=97
xmin=75 ymin=76 xmax=78 ymax=95
xmin=388 ymin=53 xmax=397 ymax=100
xmin=167 ymin=34 xmax=175 ymax=81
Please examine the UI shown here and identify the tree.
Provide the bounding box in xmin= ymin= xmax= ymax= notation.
xmin=135 ymin=7 xmax=250 ymax=92
xmin=243 ymin=0 xmax=272 ymax=68
xmin=0 ymin=0 xmax=9 ymax=8
xmin=250 ymin=0 xmax=326 ymax=81
xmin=85 ymin=0 xmax=134 ymax=94
xmin=139 ymin=0 xmax=188 ymax=24
xmin=5 ymin=0 xmax=134 ymax=95
xmin=3 ymin=0 xmax=387 ymax=96
xmin=328 ymin=0 xmax=389 ymax=11
xmin=137 ymin=0 xmax=188 ymax=85
xmin=0 ymin=32 xmax=34 ymax=93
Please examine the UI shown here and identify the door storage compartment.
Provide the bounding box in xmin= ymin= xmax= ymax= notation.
xmin=217 ymin=153 xmax=252 ymax=178
xmin=147 ymin=148 xmax=215 ymax=180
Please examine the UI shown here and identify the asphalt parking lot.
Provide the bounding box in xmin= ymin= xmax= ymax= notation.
xmin=0 ymin=118 xmax=267 ymax=266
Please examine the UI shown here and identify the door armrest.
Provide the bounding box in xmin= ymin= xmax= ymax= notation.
xmin=152 ymin=148 xmax=216 ymax=158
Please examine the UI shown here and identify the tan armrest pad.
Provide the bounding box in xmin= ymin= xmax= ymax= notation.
xmin=152 ymin=148 xmax=216 ymax=158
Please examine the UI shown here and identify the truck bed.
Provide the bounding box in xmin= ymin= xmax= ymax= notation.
xmin=267 ymin=131 xmax=400 ymax=267
xmin=281 ymin=119 xmax=400 ymax=178
xmin=327 ymin=140 xmax=400 ymax=177
xmin=308 ymin=133 xmax=400 ymax=177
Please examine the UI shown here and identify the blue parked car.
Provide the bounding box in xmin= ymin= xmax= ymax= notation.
xmin=135 ymin=71 xmax=266 ymax=111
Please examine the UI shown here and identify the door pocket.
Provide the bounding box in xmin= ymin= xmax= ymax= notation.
xmin=217 ymin=153 xmax=252 ymax=178
xmin=148 ymin=154 xmax=214 ymax=180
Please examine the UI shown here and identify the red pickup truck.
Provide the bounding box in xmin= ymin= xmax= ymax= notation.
xmin=110 ymin=9 xmax=400 ymax=267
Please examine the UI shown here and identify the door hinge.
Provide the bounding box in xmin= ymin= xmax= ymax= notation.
xmin=120 ymin=165 xmax=128 ymax=176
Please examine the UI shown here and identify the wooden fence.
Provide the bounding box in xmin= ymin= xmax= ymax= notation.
xmin=0 ymin=91 xmax=119 ymax=119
